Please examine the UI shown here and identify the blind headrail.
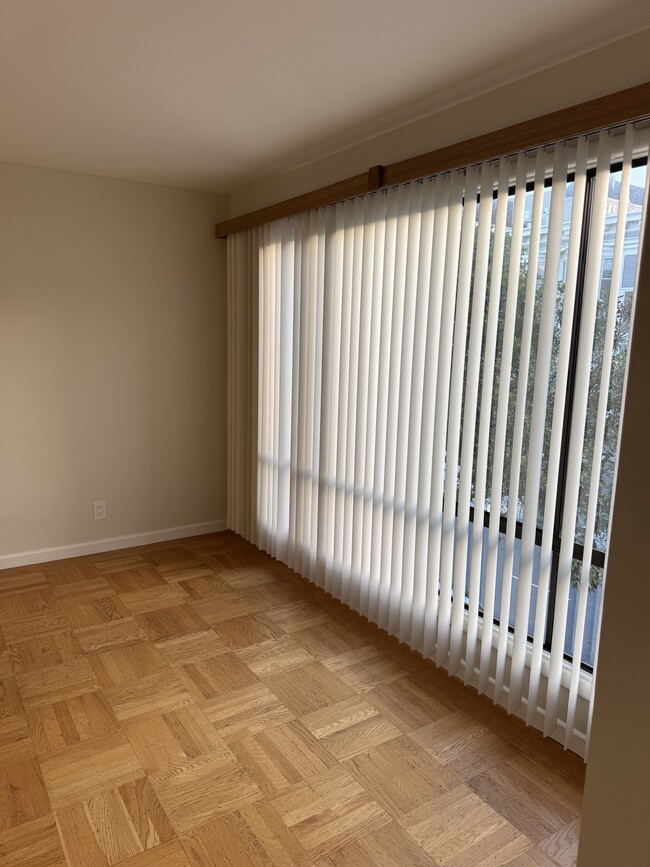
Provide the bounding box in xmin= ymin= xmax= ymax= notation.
xmin=215 ymin=82 xmax=650 ymax=239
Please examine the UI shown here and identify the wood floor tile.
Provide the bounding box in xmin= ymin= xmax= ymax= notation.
xmin=0 ymin=715 xmax=34 ymax=764
xmin=64 ymin=596 xmax=129 ymax=630
xmin=89 ymin=641 xmax=167 ymax=689
xmin=539 ymin=818 xmax=580 ymax=867
xmin=508 ymin=742 xmax=585 ymax=801
xmin=213 ymin=612 xmax=285 ymax=650
xmin=2 ymin=609 xmax=69 ymax=645
xmin=507 ymin=850 xmax=565 ymax=867
xmin=45 ymin=564 xmax=104 ymax=587
xmin=200 ymin=550 xmax=258 ymax=574
xmin=120 ymin=584 xmax=190 ymax=615
xmin=0 ymin=649 xmax=12 ymax=679
xmin=410 ymin=710 xmax=519 ymax=781
xmin=301 ymin=697 xmax=401 ymax=761
xmin=16 ymin=657 xmax=100 ymax=707
xmin=147 ymin=547 xmax=194 ymax=566
xmin=509 ymin=754 xmax=582 ymax=817
xmin=401 ymin=784 xmax=533 ymax=866
xmin=320 ymin=820 xmax=437 ymax=867
xmin=118 ymin=777 xmax=176 ymax=850
xmin=367 ymin=676 xmax=457 ymax=733
xmin=155 ymin=564 xmax=219 ymax=585
xmin=136 ymin=605 xmax=209 ymax=641
xmin=0 ymin=675 xmax=24 ymax=720
xmin=149 ymin=745 xmax=262 ymax=834
xmin=0 ymin=588 xmax=59 ymax=623
xmin=117 ymin=839 xmax=192 ymax=867
xmin=219 ymin=568 xmax=276 ymax=591
xmin=231 ymin=719 xmax=337 ymax=795
xmin=190 ymin=592 xmax=260 ymax=626
xmin=0 ymin=758 xmax=50 ymax=830
xmin=26 ymin=691 xmax=118 ymax=756
xmin=181 ymin=800 xmax=309 ymax=866
xmin=40 ymin=730 xmax=144 ymax=808
xmin=85 ymin=788 xmax=144 ymax=863
xmin=124 ymin=704 xmax=224 ymax=773
xmin=75 ymin=618 xmax=147 ymax=654
xmin=0 ymin=675 xmax=32 ymax=762
xmin=452 ymin=824 xmax=534 ymax=866
xmin=8 ymin=631 xmax=83 ymax=674
xmin=0 ymin=814 xmax=67 ymax=867
xmin=265 ymin=601 xmax=330 ymax=633
xmin=468 ymin=753 xmax=581 ymax=844
xmin=237 ymin=576 xmax=307 ymax=609
xmin=124 ymin=716 xmax=187 ymax=774
xmin=176 ymin=574 xmax=231 ymax=600
xmin=162 ymin=703 xmax=225 ymax=757
xmin=55 ymin=801 xmax=110 ymax=867
xmin=94 ymin=554 xmax=150 ymax=575
xmin=104 ymin=567 xmax=167 ymax=594
xmin=291 ymin=620 xmax=367 ymax=659
xmin=0 ymin=570 xmax=47 ymax=596
xmin=345 ymin=735 xmax=459 ymax=819
xmin=104 ymin=667 xmax=193 ymax=722
xmin=155 ymin=630 xmax=229 ymax=667
xmin=177 ymin=652 xmax=258 ymax=702
xmin=268 ymin=662 xmax=355 ymax=716
xmin=270 ymin=765 xmax=390 ymax=860
xmin=51 ymin=576 xmax=114 ymax=604
xmin=237 ymin=636 xmax=314 ymax=679
xmin=323 ymin=645 xmax=408 ymax=694
xmin=203 ymin=683 xmax=294 ymax=743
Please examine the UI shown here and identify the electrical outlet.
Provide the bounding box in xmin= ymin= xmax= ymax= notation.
xmin=93 ymin=500 xmax=106 ymax=521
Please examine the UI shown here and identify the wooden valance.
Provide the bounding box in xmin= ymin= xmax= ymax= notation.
xmin=215 ymin=81 xmax=650 ymax=239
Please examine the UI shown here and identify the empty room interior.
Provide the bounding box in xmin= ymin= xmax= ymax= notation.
xmin=1 ymin=3 xmax=650 ymax=866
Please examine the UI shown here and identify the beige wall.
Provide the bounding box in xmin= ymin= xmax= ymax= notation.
xmin=229 ymin=29 xmax=650 ymax=217
xmin=0 ymin=162 xmax=228 ymax=558
xmin=577 ymin=206 xmax=650 ymax=866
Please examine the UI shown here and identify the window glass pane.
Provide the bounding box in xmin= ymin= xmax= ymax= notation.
xmin=564 ymin=562 xmax=604 ymax=668
xmin=467 ymin=528 xmax=545 ymax=637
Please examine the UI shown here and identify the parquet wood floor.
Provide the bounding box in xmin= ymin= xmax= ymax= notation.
xmin=0 ymin=532 xmax=585 ymax=867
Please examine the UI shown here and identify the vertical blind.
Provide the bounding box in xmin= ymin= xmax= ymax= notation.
xmin=228 ymin=123 xmax=649 ymax=755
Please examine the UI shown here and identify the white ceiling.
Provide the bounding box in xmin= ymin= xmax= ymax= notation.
xmin=1 ymin=1 xmax=649 ymax=194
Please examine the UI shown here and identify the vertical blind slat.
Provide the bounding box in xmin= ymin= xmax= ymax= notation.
xmin=494 ymin=149 xmax=547 ymax=706
xmin=423 ymin=170 xmax=465 ymax=660
xmin=509 ymin=142 xmax=569 ymax=715
xmin=437 ymin=166 xmax=479 ymax=668
xmin=389 ymin=184 xmax=423 ymax=636
xmin=411 ymin=175 xmax=449 ymax=651
xmin=465 ymin=156 xmax=510 ymax=684
xmin=478 ymin=152 xmax=528 ymax=694
xmin=450 ymin=161 xmax=494 ymax=676
xmin=400 ymin=178 xmax=436 ymax=645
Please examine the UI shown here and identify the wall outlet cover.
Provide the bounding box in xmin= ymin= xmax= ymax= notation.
xmin=93 ymin=501 xmax=106 ymax=521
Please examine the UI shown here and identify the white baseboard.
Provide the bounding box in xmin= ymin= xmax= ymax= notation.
xmin=0 ymin=520 xmax=228 ymax=570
